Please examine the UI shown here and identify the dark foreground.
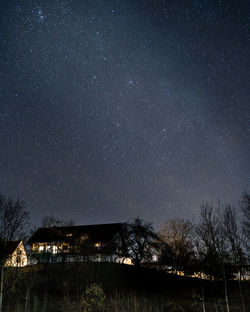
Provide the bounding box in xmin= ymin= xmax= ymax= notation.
xmin=3 ymin=262 xmax=250 ymax=311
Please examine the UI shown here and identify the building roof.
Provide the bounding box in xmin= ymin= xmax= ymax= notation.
xmin=29 ymin=223 xmax=125 ymax=244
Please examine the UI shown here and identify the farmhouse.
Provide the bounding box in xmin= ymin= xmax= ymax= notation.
xmin=29 ymin=223 xmax=132 ymax=264
xmin=2 ymin=240 xmax=27 ymax=267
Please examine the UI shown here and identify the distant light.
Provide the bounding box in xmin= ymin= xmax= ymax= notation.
xmin=52 ymin=246 xmax=57 ymax=254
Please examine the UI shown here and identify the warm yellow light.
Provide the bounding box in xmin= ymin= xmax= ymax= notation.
xmin=66 ymin=233 xmax=72 ymax=237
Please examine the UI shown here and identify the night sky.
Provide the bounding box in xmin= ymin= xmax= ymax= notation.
xmin=0 ymin=0 xmax=249 ymax=228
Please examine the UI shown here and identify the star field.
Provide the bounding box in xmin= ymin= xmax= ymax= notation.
xmin=0 ymin=0 xmax=249 ymax=227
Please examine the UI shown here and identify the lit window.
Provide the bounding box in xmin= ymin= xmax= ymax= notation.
xmin=52 ymin=246 xmax=57 ymax=254
xmin=39 ymin=246 xmax=44 ymax=252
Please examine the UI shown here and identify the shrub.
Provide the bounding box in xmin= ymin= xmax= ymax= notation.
xmin=80 ymin=283 xmax=106 ymax=312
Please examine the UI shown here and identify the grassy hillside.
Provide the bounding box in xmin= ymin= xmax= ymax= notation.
xmin=3 ymin=262 xmax=250 ymax=312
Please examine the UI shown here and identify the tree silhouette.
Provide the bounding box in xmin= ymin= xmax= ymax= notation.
xmin=0 ymin=194 xmax=29 ymax=312
xmin=121 ymin=217 xmax=158 ymax=267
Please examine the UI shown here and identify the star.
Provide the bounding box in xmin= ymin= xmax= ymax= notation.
xmin=0 ymin=0 xmax=248 ymax=227
xmin=38 ymin=9 xmax=45 ymax=22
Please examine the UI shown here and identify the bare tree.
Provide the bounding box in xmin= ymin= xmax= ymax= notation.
xmin=223 ymin=205 xmax=245 ymax=267
xmin=223 ymin=205 xmax=246 ymax=312
xmin=0 ymin=194 xmax=29 ymax=312
xmin=158 ymin=218 xmax=195 ymax=274
xmin=195 ymin=203 xmax=231 ymax=312
xmin=195 ymin=203 xmax=228 ymax=278
xmin=0 ymin=195 xmax=29 ymax=243
xmin=195 ymin=201 xmax=248 ymax=312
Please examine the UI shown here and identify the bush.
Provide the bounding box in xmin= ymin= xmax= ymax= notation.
xmin=80 ymin=283 xmax=106 ymax=312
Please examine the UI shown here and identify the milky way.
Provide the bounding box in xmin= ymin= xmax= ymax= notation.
xmin=0 ymin=0 xmax=249 ymax=227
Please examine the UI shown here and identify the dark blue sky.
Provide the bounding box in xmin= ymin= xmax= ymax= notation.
xmin=0 ymin=0 xmax=249 ymax=228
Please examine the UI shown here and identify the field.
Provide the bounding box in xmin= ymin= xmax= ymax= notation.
xmin=3 ymin=262 xmax=250 ymax=312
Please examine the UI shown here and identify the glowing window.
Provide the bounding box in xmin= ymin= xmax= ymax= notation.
xmin=52 ymin=246 xmax=57 ymax=254
xmin=39 ymin=246 xmax=44 ymax=252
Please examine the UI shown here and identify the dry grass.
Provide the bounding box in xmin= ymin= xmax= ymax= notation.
xmin=2 ymin=263 xmax=249 ymax=312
